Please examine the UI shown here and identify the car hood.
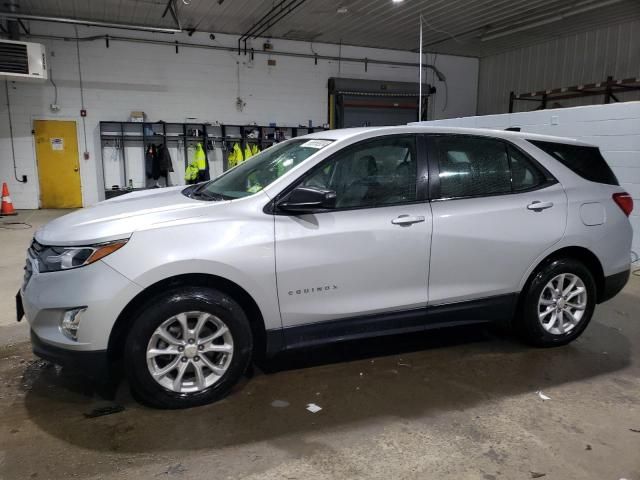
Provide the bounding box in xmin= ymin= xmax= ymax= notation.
xmin=35 ymin=186 xmax=222 ymax=246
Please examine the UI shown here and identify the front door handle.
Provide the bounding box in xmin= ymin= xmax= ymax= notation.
xmin=392 ymin=215 xmax=425 ymax=226
xmin=527 ymin=201 xmax=554 ymax=211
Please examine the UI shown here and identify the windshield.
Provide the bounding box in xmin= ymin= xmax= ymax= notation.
xmin=194 ymin=138 xmax=334 ymax=199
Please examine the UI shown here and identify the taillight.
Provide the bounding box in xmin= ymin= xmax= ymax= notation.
xmin=612 ymin=192 xmax=633 ymax=217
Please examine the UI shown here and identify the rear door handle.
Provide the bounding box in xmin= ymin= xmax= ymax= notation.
xmin=527 ymin=201 xmax=554 ymax=211
xmin=392 ymin=215 xmax=425 ymax=226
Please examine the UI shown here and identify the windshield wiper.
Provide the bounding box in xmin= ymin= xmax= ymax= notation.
xmin=191 ymin=189 xmax=227 ymax=201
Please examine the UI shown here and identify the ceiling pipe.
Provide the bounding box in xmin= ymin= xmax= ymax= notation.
xmin=240 ymin=0 xmax=289 ymax=41
xmin=29 ymin=32 xmax=446 ymax=79
xmin=251 ymin=0 xmax=307 ymax=39
xmin=481 ymin=0 xmax=626 ymax=41
xmin=0 ymin=12 xmax=182 ymax=34
xmin=5 ymin=0 xmax=20 ymax=40
xmin=238 ymin=0 xmax=306 ymax=54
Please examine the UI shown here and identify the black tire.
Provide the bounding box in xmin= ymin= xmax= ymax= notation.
xmin=515 ymin=258 xmax=597 ymax=347
xmin=124 ymin=286 xmax=253 ymax=409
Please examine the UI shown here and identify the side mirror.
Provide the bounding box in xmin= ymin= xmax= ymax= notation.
xmin=277 ymin=186 xmax=337 ymax=213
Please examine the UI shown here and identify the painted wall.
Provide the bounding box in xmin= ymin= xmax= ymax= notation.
xmin=477 ymin=19 xmax=640 ymax=115
xmin=414 ymin=102 xmax=640 ymax=253
xmin=0 ymin=24 xmax=479 ymax=209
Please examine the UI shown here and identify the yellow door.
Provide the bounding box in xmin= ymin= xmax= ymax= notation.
xmin=34 ymin=120 xmax=83 ymax=208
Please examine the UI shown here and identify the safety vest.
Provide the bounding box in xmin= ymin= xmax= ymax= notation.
xmin=194 ymin=143 xmax=206 ymax=170
xmin=251 ymin=144 xmax=260 ymax=156
xmin=227 ymin=143 xmax=240 ymax=168
xmin=244 ymin=144 xmax=253 ymax=161
xmin=185 ymin=162 xmax=199 ymax=181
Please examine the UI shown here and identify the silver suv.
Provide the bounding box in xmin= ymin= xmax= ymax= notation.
xmin=18 ymin=126 xmax=633 ymax=408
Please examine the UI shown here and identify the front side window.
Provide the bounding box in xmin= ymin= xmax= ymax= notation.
xmin=300 ymin=135 xmax=417 ymax=209
xmin=437 ymin=136 xmax=511 ymax=198
xmin=195 ymin=139 xmax=333 ymax=199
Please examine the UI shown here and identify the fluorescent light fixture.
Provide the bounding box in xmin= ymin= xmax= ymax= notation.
xmin=481 ymin=0 xmax=625 ymax=41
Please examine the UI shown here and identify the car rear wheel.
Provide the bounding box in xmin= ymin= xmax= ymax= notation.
xmin=516 ymin=258 xmax=596 ymax=347
xmin=124 ymin=286 xmax=252 ymax=409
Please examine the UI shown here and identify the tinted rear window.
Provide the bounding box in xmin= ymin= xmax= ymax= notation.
xmin=529 ymin=140 xmax=619 ymax=186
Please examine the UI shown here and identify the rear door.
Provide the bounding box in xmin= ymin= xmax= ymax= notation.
xmin=427 ymin=135 xmax=567 ymax=305
xmin=274 ymin=134 xmax=432 ymax=327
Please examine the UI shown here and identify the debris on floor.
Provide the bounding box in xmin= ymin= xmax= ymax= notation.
xmin=629 ymin=428 xmax=640 ymax=433
xmin=270 ymin=399 xmax=290 ymax=408
xmin=530 ymin=472 xmax=546 ymax=478
xmin=159 ymin=463 xmax=187 ymax=476
xmin=536 ymin=391 xmax=551 ymax=401
xmin=83 ymin=404 xmax=126 ymax=418
xmin=306 ymin=403 xmax=322 ymax=413
xmin=585 ymin=444 xmax=592 ymax=450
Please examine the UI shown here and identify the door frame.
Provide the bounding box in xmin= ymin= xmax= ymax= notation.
xmin=265 ymin=133 xmax=431 ymax=214
xmin=32 ymin=116 xmax=86 ymax=208
xmin=423 ymin=133 xmax=558 ymax=202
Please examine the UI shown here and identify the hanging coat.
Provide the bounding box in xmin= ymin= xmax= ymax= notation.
xmin=185 ymin=162 xmax=199 ymax=183
xmin=157 ymin=144 xmax=174 ymax=176
xmin=194 ymin=144 xmax=206 ymax=170
xmin=244 ymin=144 xmax=253 ymax=162
xmin=228 ymin=143 xmax=242 ymax=168
xmin=151 ymin=145 xmax=161 ymax=180
xmin=145 ymin=145 xmax=156 ymax=179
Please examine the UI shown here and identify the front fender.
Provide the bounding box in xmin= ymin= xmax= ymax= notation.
xmin=102 ymin=215 xmax=281 ymax=330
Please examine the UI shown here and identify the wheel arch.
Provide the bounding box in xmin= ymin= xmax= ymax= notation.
xmin=519 ymin=246 xmax=605 ymax=307
xmin=107 ymin=273 xmax=267 ymax=366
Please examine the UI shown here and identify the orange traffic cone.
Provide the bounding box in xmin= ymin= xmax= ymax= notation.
xmin=1 ymin=182 xmax=17 ymax=216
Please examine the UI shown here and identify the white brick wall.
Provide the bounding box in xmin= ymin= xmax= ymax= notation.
xmin=0 ymin=24 xmax=479 ymax=209
xmin=414 ymin=102 xmax=640 ymax=253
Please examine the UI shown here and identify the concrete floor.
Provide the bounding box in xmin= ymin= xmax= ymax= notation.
xmin=1 ymin=210 xmax=639 ymax=480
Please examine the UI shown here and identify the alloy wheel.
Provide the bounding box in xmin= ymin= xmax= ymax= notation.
xmin=146 ymin=311 xmax=234 ymax=393
xmin=538 ymin=273 xmax=587 ymax=335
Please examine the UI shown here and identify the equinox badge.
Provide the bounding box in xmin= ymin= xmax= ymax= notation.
xmin=288 ymin=285 xmax=338 ymax=295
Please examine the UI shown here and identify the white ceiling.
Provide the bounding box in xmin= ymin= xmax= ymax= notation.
xmin=7 ymin=0 xmax=640 ymax=57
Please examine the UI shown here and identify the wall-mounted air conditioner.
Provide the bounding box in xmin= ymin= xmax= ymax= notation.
xmin=0 ymin=39 xmax=47 ymax=81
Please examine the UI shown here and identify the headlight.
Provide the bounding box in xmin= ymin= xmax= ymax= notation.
xmin=37 ymin=239 xmax=128 ymax=272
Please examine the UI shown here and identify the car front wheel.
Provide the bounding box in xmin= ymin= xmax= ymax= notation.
xmin=516 ymin=258 xmax=597 ymax=347
xmin=124 ymin=286 xmax=253 ymax=409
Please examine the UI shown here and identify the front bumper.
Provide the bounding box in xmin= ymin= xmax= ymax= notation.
xmin=598 ymin=268 xmax=630 ymax=303
xmin=31 ymin=329 xmax=109 ymax=379
xmin=21 ymin=258 xmax=142 ymax=352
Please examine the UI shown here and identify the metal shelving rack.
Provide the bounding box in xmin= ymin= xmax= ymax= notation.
xmin=205 ymin=124 xmax=327 ymax=170
xmin=100 ymin=121 xmax=210 ymax=198
xmin=100 ymin=121 xmax=327 ymax=197
xmin=509 ymin=76 xmax=640 ymax=112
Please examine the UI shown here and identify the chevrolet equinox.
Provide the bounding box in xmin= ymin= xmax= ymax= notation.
xmin=18 ymin=126 xmax=633 ymax=408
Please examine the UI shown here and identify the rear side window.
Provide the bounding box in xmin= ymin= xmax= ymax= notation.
xmin=529 ymin=140 xmax=619 ymax=186
xmin=508 ymin=146 xmax=547 ymax=192
xmin=436 ymin=136 xmax=550 ymax=199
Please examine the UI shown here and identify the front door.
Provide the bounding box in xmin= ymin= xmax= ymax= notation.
xmin=274 ymin=134 xmax=432 ymax=327
xmin=34 ymin=120 xmax=82 ymax=208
